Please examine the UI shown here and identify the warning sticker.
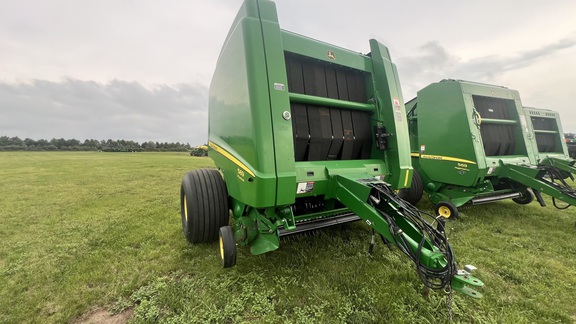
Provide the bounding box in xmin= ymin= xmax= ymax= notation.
xmin=393 ymin=98 xmax=402 ymax=122
xmin=296 ymin=182 xmax=314 ymax=194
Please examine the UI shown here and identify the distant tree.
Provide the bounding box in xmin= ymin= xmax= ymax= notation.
xmin=66 ymin=138 xmax=81 ymax=147
xmin=11 ymin=136 xmax=24 ymax=146
xmin=0 ymin=136 xmax=25 ymax=150
xmin=23 ymin=138 xmax=36 ymax=150
xmin=37 ymin=139 xmax=49 ymax=150
xmin=50 ymin=138 xmax=67 ymax=150
xmin=142 ymin=141 xmax=156 ymax=151
xmin=24 ymin=138 xmax=36 ymax=146
xmin=82 ymin=139 xmax=99 ymax=151
xmin=0 ymin=136 xmax=193 ymax=152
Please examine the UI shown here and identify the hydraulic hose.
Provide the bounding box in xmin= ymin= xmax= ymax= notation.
xmin=369 ymin=184 xmax=456 ymax=290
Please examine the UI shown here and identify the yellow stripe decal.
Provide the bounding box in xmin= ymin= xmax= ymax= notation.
xmin=208 ymin=141 xmax=256 ymax=177
xmin=404 ymin=170 xmax=410 ymax=187
xmin=412 ymin=153 xmax=477 ymax=165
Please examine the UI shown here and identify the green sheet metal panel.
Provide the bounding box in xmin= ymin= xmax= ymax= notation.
xmin=524 ymin=107 xmax=570 ymax=160
xmin=412 ymin=81 xmax=481 ymax=187
xmin=209 ymin=0 xmax=290 ymax=208
xmin=369 ymin=40 xmax=413 ymax=189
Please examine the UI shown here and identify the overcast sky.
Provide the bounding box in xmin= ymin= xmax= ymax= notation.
xmin=1 ymin=0 xmax=575 ymax=145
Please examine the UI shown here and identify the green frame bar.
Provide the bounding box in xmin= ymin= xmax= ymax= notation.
xmin=534 ymin=129 xmax=558 ymax=134
xmin=289 ymin=93 xmax=375 ymax=112
xmin=481 ymin=118 xmax=518 ymax=125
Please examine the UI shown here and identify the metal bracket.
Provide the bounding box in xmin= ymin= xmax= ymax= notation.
xmin=374 ymin=125 xmax=391 ymax=150
xmin=451 ymin=264 xmax=484 ymax=298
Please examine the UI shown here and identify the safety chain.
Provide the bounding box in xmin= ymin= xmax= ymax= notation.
xmin=445 ymin=285 xmax=453 ymax=322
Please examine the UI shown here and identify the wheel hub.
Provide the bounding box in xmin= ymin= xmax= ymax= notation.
xmin=438 ymin=206 xmax=451 ymax=218
xmin=184 ymin=194 xmax=189 ymax=222
xmin=219 ymin=235 xmax=224 ymax=260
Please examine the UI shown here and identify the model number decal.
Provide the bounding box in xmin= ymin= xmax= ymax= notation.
xmin=237 ymin=168 xmax=245 ymax=182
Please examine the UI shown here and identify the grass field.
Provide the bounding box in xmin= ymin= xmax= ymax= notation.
xmin=1 ymin=152 xmax=575 ymax=323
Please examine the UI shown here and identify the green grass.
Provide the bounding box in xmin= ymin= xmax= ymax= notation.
xmin=1 ymin=152 xmax=575 ymax=323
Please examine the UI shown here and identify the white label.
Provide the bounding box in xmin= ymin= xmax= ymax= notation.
xmin=296 ymin=182 xmax=314 ymax=194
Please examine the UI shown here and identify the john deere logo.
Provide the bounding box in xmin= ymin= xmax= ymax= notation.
xmin=327 ymin=50 xmax=336 ymax=60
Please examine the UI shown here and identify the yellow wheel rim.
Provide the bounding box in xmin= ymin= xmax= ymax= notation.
xmin=183 ymin=194 xmax=188 ymax=223
xmin=438 ymin=206 xmax=451 ymax=218
xmin=219 ymin=235 xmax=225 ymax=260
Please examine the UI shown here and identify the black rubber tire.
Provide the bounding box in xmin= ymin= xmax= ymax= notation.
xmin=398 ymin=170 xmax=423 ymax=205
xmin=219 ymin=226 xmax=237 ymax=268
xmin=180 ymin=168 xmax=229 ymax=244
xmin=435 ymin=201 xmax=459 ymax=220
xmin=512 ymin=189 xmax=534 ymax=205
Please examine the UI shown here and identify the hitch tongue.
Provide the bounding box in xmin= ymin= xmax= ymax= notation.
xmin=451 ymin=264 xmax=484 ymax=298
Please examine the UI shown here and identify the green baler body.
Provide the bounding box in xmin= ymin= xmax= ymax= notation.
xmin=194 ymin=1 xmax=488 ymax=297
xmin=408 ymin=79 xmax=576 ymax=208
xmin=209 ymin=0 xmax=412 ymax=210
xmin=408 ymin=80 xmax=534 ymax=195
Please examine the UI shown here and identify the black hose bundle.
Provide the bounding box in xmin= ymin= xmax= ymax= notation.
xmin=368 ymin=184 xmax=456 ymax=290
xmin=539 ymin=165 xmax=576 ymax=209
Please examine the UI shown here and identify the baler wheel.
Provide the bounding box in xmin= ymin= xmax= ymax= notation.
xmin=398 ymin=170 xmax=423 ymax=205
xmin=512 ymin=189 xmax=534 ymax=205
xmin=435 ymin=201 xmax=459 ymax=219
xmin=219 ymin=226 xmax=237 ymax=268
xmin=180 ymin=169 xmax=229 ymax=244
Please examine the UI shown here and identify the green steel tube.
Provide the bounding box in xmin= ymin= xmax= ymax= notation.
xmin=481 ymin=118 xmax=517 ymax=125
xmin=289 ymin=92 xmax=375 ymax=112
xmin=534 ymin=129 xmax=558 ymax=134
xmin=500 ymin=162 xmax=576 ymax=205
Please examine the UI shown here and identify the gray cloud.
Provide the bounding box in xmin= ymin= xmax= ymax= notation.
xmin=397 ymin=35 xmax=576 ymax=101
xmin=0 ymin=79 xmax=208 ymax=144
xmin=1 ymin=0 xmax=575 ymax=139
xmin=395 ymin=41 xmax=459 ymax=99
xmin=452 ymin=36 xmax=576 ymax=80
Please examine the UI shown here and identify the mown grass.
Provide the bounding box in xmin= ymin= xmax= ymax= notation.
xmin=0 ymin=151 xmax=575 ymax=323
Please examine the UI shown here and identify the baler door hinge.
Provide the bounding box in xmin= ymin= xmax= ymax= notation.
xmin=374 ymin=125 xmax=391 ymax=150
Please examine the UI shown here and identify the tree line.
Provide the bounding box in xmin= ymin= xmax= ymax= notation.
xmin=0 ymin=136 xmax=193 ymax=152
